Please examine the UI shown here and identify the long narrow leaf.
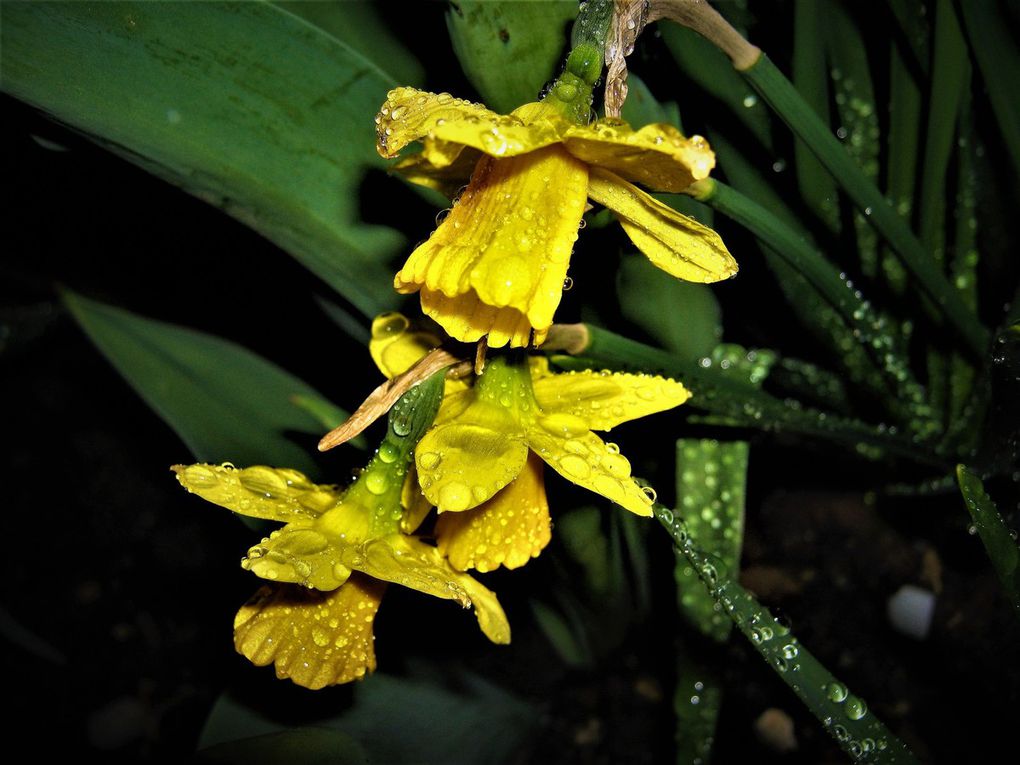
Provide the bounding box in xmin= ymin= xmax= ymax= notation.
xmin=2 ymin=1 xmax=416 ymax=317
xmin=655 ymin=503 xmax=920 ymax=763
xmin=62 ymin=289 xmax=346 ymax=475
xmin=558 ymin=324 xmax=948 ymax=467
xmin=956 ymin=467 xmax=1020 ymax=616
xmin=740 ymin=54 xmax=987 ymax=354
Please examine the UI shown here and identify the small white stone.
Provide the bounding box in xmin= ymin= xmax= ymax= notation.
xmin=887 ymin=584 xmax=936 ymax=640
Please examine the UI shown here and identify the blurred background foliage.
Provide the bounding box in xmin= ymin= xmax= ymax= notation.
xmin=2 ymin=1 xmax=1018 ymax=762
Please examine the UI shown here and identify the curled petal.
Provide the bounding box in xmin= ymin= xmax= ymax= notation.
xmin=436 ymin=453 xmax=551 ymax=572
xmin=526 ymin=429 xmax=654 ymax=517
xmin=563 ymin=121 xmax=716 ymax=192
xmin=243 ymin=522 xmax=350 ymax=591
xmin=394 ymin=148 xmax=480 ymax=197
xmin=376 ymin=87 xmax=564 ymax=161
xmin=172 ymin=464 xmax=340 ymax=521
xmin=416 ymin=399 xmax=530 ymax=511
xmin=533 ymin=369 xmax=691 ymax=431
xmin=233 ymin=576 xmax=385 ymax=689
xmin=418 ymin=288 xmax=535 ymax=348
xmin=587 ymin=168 xmax=737 ymax=282
xmin=342 ymin=534 xmax=511 ymax=644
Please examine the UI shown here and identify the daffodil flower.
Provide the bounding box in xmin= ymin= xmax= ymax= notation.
xmin=376 ymin=87 xmax=737 ymax=348
xmin=173 ymin=377 xmax=510 ymax=688
xmin=414 ymin=355 xmax=690 ymax=519
xmin=369 ymin=312 xmax=552 ymax=573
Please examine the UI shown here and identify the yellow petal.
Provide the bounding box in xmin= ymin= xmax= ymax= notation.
xmin=415 ymin=398 xmax=530 ymax=511
xmin=243 ymin=521 xmax=351 ymax=591
xmin=400 ymin=467 xmax=433 ymax=534
xmin=586 ymin=168 xmax=737 ymax=283
xmin=533 ymin=369 xmax=691 ymax=431
xmin=376 ymin=87 xmax=564 ymax=161
xmin=341 ymin=534 xmax=511 ymax=644
xmin=395 ymin=146 xmax=589 ymax=341
xmin=526 ymin=428 xmax=654 ymax=517
xmin=393 ymin=148 xmax=480 ymax=197
xmin=172 ymin=464 xmax=341 ymax=522
xmin=435 ymin=453 xmax=551 ymax=572
xmin=368 ymin=312 xmax=441 ymax=379
xmin=563 ymin=121 xmax=716 ymax=192
xmin=233 ymin=576 xmax=385 ymax=689
xmin=418 ymin=287 xmax=534 ymax=348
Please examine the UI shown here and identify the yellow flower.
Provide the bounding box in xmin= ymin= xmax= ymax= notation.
xmin=173 ymin=381 xmax=510 ymax=689
xmin=414 ymin=356 xmax=690 ymax=518
xmin=370 ymin=312 xmax=552 ymax=573
xmin=376 ymin=87 xmax=737 ymax=348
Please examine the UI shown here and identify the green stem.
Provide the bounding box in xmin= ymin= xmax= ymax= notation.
xmin=693 ymin=179 xmax=936 ymax=437
xmin=563 ymin=324 xmax=950 ymax=468
xmin=740 ymin=54 xmax=988 ymax=355
xmin=654 ymin=503 xmax=921 ymax=764
xmin=543 ymin=0 xmax=613 ymax=123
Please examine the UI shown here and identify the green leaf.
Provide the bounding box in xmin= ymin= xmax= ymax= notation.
xmin=617 ymin=256 xmax=721 ymax=362
xmin=62 ymin=289 xmax=344 ymax=476
xmin=674 ymin=645 xmax=725 ymax=765
xmin=447 ymin=0 xmax=576 ymax=112
xmin=199 ymin=729 xmax=368 ymax=765
xmin=674 ymin=439 xmax=748 ymax=642
xmin=529 ymin=599 xmax=590 ymax=668
xmin=655 ymin=503 xmax=921 ymax=764
xmin=339 ymin=672 xmax=537 ymax=765
xmin=201 ymin=670 xmax=538 ymax=765
xmin=2 ymin=1 xmax=419 ymax=318
xmin=956 ymin=467 xmax=1020 ymax=616
xmin=958 ymin=0 xmax=1020 ymax=175
xmin=792 ymin=0 xmax=841 ymax=232
xmin=278 ymin=1 xmax=422 ymax=86
xmin=660 ymin=24 xmax=772 ymax=149
xmin=740 ymin=53 xmax=987 ymax=354
xmin=569 ymin=324 xmax=948 ymax=467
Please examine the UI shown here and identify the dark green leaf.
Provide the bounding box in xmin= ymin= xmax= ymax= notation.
xmin=617 ymin=256 xmax=721 ymax=362
xmin=655 ymin=504 xmax=920 ymax=764
xmin=956 ymin=466 xmax=1020 ymax=616
xmin=62 ymin=290 xmax=343 ymax=475
xmin=674 ymin=439 xmax=748 ymax=642
xmin=2 ymin=1 xmax=418 ymax=317
xmin=199 ymin=728 xmax=367 ymax=765
xmin=447 ymin=0 xmax=576 ymax=112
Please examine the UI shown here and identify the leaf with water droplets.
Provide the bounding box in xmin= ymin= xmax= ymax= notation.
xmin=674 ymin=439 xmax=748 ymax=642
xmin=956 ymin=466 xmax=1020 ymax=616
xmin=654 ymin=503 xmax=921 ymax=763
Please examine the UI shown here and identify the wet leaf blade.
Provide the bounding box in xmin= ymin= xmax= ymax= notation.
xmin=655 ymin=504 xmax=921 ymax=764
xmin=674 ymin=439 xmax=748 ymax=642
xmin=447 ymin=0 xmax=576 ymax=112
xmin=2 ymin=1 xmax=414 ymax=317
xmin=62 ymin=289 xmax=344 ymax=476
xmin=956 ymin=467 xmax=1020 ymax=616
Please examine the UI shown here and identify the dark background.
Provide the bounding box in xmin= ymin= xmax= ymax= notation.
xmin=3 ymin=2 xmax=1018 ymax=762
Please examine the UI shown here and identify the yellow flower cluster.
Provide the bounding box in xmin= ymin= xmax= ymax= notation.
xmin=175 ymin=81 xmax=734 ymax=688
